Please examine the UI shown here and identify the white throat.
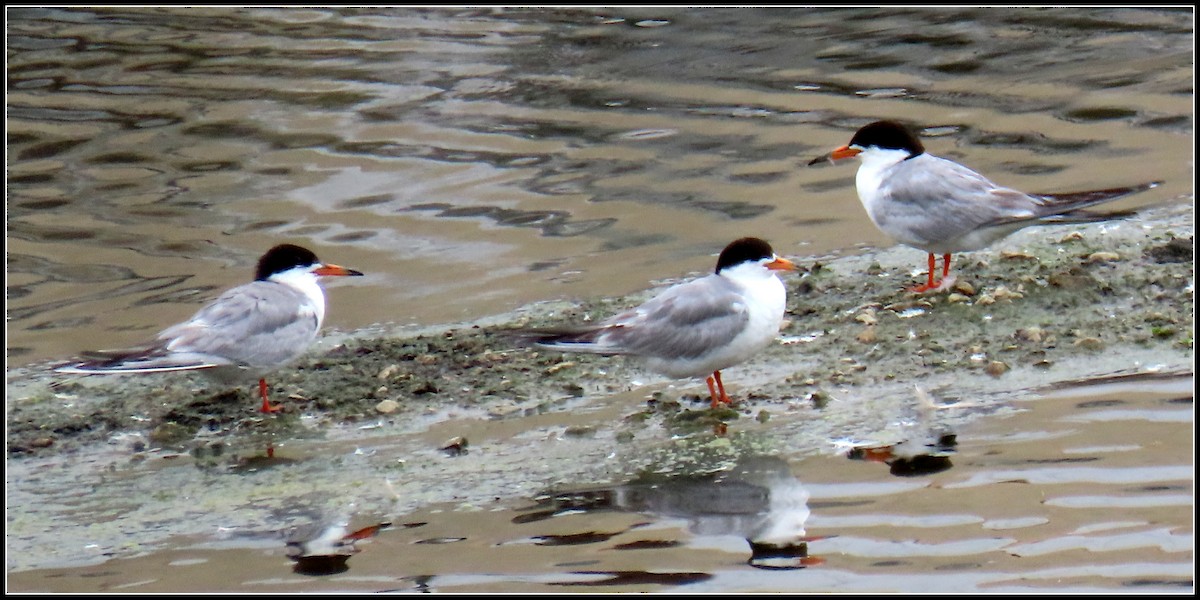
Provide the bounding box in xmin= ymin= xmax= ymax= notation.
xmin=271 ymin=267 xmax=327 ymax=328
xmin=722 ymin=261 xmax=787 ymax=311
xmin=855 ymin=147 xmax=912 ymax=204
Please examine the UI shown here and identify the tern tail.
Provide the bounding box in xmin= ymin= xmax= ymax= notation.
xmin=1034 ymin=180 xmax=1161 ymax=213
xmin=56 ymin=344 xmax=222 ymax=375
xmin=506 ymin=326 xmax=625 ymax=356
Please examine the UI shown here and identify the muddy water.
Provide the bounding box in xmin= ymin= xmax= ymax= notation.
xmin=7 ymin=372 xmax=1192 ymax=593
xmin=6 ymin=6 xmax=1192 ymax=366
xmin=5 ymin=6 xmax=1194 ymax=594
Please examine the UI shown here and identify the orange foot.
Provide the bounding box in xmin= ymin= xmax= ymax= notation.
xmin=705 ymin=371 xmax=735 ymax=409
xmin=258 ymin=378 xmax=283 ymax=413
xmin=909 ymin=252 xmax=955 ymax=293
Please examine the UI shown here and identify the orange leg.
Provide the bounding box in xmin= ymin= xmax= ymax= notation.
xmin=705 ymin=370 xmax=734 ymax=409
xmin=909 ymin=253 xmax=953 ymax=293
xmin=259 ymin=378 xmax=282 ymax=413
xmin=705 ymin=375 xmax=719 ymax=408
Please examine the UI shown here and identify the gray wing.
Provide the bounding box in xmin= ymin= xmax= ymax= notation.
xmin=596 ymin=275 xmax=751 ymax=361
xmin=879 ymin=154 xmax=1043 ymax=245
xmin=158 ymin=280 xmax=320 ymax=369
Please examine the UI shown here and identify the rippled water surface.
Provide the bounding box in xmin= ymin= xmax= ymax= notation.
xmin=5 ymin=6 xmax=1194 ymax=593
xmin=7 ymin=6 xmax=1192 ymax=365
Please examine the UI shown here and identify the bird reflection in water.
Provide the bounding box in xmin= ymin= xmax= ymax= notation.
xmin=843 ymin=385 xmax=970 ymax=477
xmin=519 ymin=455 xmax=824 ymax=570
xmin=846 ymin=432 xmax=958 ymax=477
xmin=285 ymin=508 xmax=391 ymax=576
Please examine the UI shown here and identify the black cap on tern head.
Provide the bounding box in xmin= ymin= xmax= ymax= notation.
xmin=715 ymin=237 xmax=776 ymax=274
xmin=849 ymin=120 xmax=925 ymax=156
xmin=256 ymin=244 xmax=321 ymax=281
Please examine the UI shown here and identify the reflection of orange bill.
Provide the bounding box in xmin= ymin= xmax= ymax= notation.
xmin=857 ymin=446 xmax=895 ymax=463
xmin=344 ymin=522 xmax=391 ymax=542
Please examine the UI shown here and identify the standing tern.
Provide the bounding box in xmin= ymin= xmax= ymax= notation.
xmin=57 ymin=243 xmax=364 ymax=413
xmin=809 ymin=120 xmax=1159 ymax=292
xmin=523 ymin=237 xmax=798 ymax=409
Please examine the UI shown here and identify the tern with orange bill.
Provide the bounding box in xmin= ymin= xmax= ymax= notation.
xmin=522 ymin=237 xmax=797 ymax=409
xmin=809 ymin=120 xmax=1159 ymax=292
xmin=57 ymin=243 xmax=363 ymax=413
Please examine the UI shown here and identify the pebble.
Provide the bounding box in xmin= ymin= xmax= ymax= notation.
xmin=1085 ymin=251 xmax=1121 ymax=264
xmin=1014 ymin=326 xmax=1045 ymax=343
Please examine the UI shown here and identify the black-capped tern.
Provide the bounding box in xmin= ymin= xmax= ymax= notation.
xmin=809 ymin=120 xmax=1158 ymax=292
xmin=524 ymin=237 xmax=798 ymax=409
xmin=57 ymin=243 xmax=363 ymax=413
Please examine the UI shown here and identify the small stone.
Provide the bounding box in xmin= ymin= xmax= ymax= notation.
xmin=992 ymin=286 xmax=1024 ymax=301
xmin=1015 ymin=326 xmax=1045 ymax=343
xmin=947 ymin=293 xmax=970 ymax=304
xmin=1000 ymin=250 xmax=1038 ymax=261
xmin=985 ymin=361 xmax=1009 ymax=377
xmin=1074 ymin=337 xmax=1104 ymax=350
xmin=377 ymin=364 xmax=401 ymax=380
xmin=375 ymin=399 xmax=400 ymax=414
xmin=440 ymin=436 xmax=468 ymax=456
xmin=546 ymin=361 xmax=576 ymax=374
xmin=564 ymin=426 xmax=595 ymax=438
xmin=951 ymin=281 xmax=976 ymax=296
xmin=1049 ymin=270 xmax=1098 ymax=289
xmin=1085 ymin=251 xmax=1121 ymax=264
xmin=856 ymin=327 xmax=878 ymax=343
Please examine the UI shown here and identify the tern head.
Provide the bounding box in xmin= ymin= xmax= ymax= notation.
xmin=808 ymin=120 xmax=925 ymax=166
xmin=255 ymin=244 xmax=364 ymax=282
xmin=715 ymin=237 xmax=798 ymax=275
xmin=840 ymin=120 xmax=925 ymax=160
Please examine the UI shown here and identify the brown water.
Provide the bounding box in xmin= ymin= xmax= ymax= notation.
xmin=5 ymin=6 xmax=1194 ymax=593
xmin=6 ymin=372 xmax=1192 ymax=593
xmin=7 ymin=6 xmax=1193 ymax=366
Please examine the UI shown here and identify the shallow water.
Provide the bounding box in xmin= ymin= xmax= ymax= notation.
xmin=5 ymin=6 xmax=1195 ymax=593
xmin=6 ymin=372 xmax=1192 ymax=593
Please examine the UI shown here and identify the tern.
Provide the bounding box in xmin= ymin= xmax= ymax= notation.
xmin=809 ymin=120 xmax=1158 ymax=292
xmin=523 ymin=237 xmax=797 ymax=409
xmin=57 ymin=243 xmax=363 ymax=413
